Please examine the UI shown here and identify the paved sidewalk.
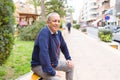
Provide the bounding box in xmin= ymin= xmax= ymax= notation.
xmin=16 ymin=28 xmax=120 ymax=80
xmin=63 ymin=28 xmax=120 ymax=80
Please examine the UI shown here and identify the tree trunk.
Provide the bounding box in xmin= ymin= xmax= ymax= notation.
xmin=35 ymin=6 xmax=37 ymax=14
xmin=41 ymin=0 xmax=45 ymax=21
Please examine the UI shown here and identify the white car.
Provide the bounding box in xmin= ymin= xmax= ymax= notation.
xmin=113 ymin=28 xmax=120 ymax=42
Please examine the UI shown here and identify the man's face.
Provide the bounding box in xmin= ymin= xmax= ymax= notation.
xmin=47 ymin=14 xmax=60 ymax=33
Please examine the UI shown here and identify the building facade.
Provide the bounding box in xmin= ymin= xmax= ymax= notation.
xmin=79 ymin=0 xmax=98 ymax=26
xmin=79 ymin=0 xmax=120 ymax=27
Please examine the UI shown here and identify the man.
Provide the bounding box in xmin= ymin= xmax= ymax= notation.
xmin=31 ymin=12 xmax=74 ymax=80
xmin=66 ymin=22 xmax=71 ymax=33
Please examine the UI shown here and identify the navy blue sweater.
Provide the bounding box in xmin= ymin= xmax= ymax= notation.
xmin=31 ymin=26 xmax=71 ymax=76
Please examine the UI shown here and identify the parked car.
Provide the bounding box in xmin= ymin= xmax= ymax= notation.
xmin=113 ymin=28 xmax=120 ymax=42
xmin=104 ymin=25 xmax=120 ymax=33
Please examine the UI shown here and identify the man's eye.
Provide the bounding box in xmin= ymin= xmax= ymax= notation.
xmin=52 ymin=20 xmax=60 ymax=23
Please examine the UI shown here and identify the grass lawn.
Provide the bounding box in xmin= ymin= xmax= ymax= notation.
xmin=0 ymin=39 xmax=34 ymax=80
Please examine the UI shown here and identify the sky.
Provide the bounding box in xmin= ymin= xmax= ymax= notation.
xmin=68 ymin=0 xmax=83 ymax=20
xmin=13 ymin=0 xmax=83 ymax=20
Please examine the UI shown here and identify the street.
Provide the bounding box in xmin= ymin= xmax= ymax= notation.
xmin=86 ymin=27 xmax=99 ymax=39
xmin=86 ymin=27 xmax=120 ymax=50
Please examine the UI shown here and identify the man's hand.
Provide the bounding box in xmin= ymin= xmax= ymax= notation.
xmin=66 ymin=60 xmax=74 ymax=68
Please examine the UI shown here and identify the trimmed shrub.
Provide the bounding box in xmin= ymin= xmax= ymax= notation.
xmin=0 ymin=0 xmax=15 ymax=65
xmin=18 ymin=20 xmax=45 ymax=41
xmin=98 ymin=28 xmax=113 ymax=42
xmin=73 ymin=20 xmax=77 ymax=24
xmin=73 ymin=24 xmax=80 ymax=29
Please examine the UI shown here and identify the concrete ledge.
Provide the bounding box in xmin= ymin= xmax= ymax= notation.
xmin=107 ymin=41 xmax=119 ymax=49
xmin=15 ymin=71 xmax=33 ymax=80
xmin=80 ymin=31 xmax=119 ymax=50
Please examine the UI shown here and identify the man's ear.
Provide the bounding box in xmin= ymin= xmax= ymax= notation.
xmin=46 ymin=20 xmax=49 ymax=24
xmin=47 ymin=20 xmax=50 ymax=24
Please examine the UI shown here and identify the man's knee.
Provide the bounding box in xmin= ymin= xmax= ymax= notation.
xmin=67 ymin=65 xmax=74 ymax=72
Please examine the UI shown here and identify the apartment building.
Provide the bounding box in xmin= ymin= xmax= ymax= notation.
xmin=96 ymin=0 xmax=111 ymax=27
xmin=79 ymin=0 xmax=98 ymax=26
xmin=80 ymin=0 xmax=110 ymax=26
xmin=115 ymin=0 xmax=120 ymax=26
xmin=100 ymin=0 xmax=120 ymax=26
xmin=79 ymin=0 xmax=120 ymax=27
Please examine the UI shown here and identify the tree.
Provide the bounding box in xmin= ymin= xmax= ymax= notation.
xmin=41 ymin=0 xmax=45 ymax=21
xmin=0 ymin=0 xmax=15 ymax=65
xmin=45 ymin=0 xmax=66 ymax=17
xmin=66 ymin=6 xmax=74 ymax=24
xmin=26 ymin=0 xmax=41 ymax=14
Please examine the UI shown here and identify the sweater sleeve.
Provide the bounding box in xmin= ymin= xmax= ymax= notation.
xmin=38 ymin=30 xmax=56 ymax=76
xmin=59 ymin=31 xmax=71 ymax=60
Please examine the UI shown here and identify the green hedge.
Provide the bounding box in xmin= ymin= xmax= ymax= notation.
xmin=98 ymin=28 xmax=113 ymax=42
xmin=18 ymin=20 xmax=45 ymax=41
xmin=0 ymin=0 xmax=15 ymax=65
xmin=73 ymin=24 xmax=80 ymax=29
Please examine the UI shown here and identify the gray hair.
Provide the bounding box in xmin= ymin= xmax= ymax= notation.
xmin=47 ymin=12 xmax=60 ymax=21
